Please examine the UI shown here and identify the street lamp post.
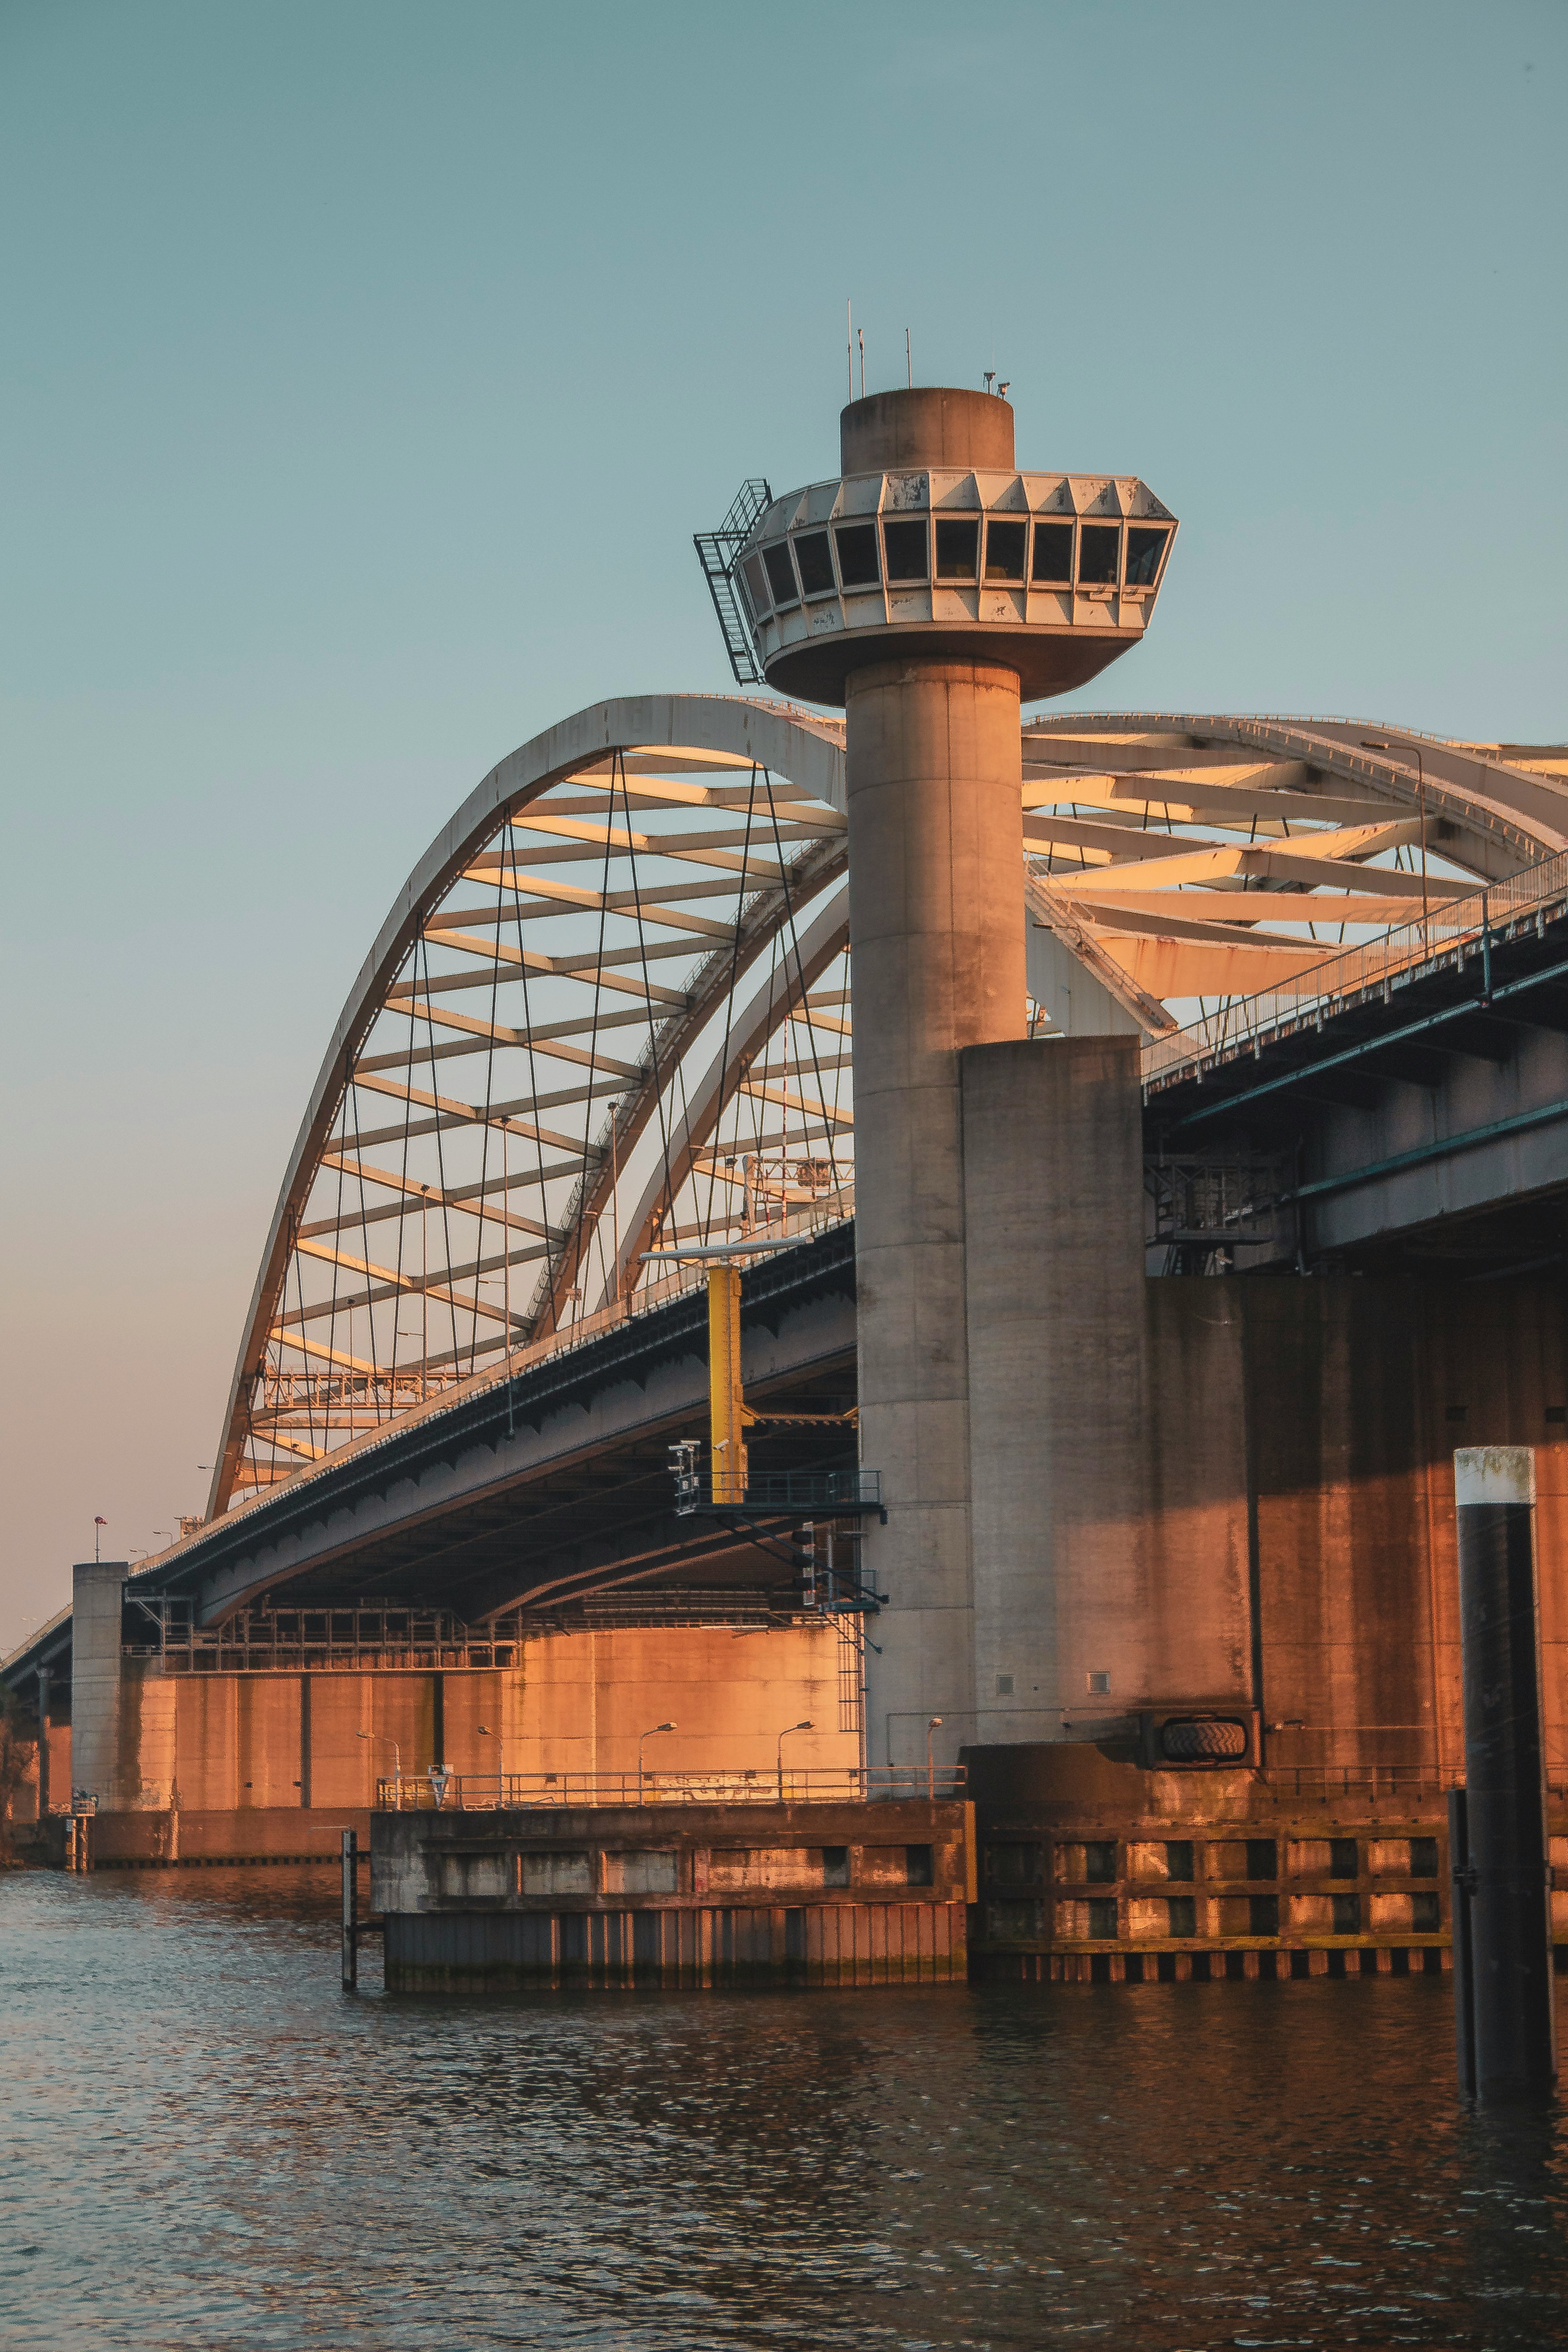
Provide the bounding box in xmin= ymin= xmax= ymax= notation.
xmin=926 ymin=1715 xmax=943 ymax=1802
xmin=1361 ymin=737 xmax=1430 ymax=954
xmin=777 ymin=1719 xmax=813 ymax=1801
xmin=356 ymin=1729 xmax=403 ymax=1806
xmin=638 ymin=1720 xmax=676 ymax=1805
xmin=476 ymin=1723 xmax=505 ymax=1808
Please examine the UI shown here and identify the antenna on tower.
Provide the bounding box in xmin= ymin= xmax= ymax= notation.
xmin=906 ymin=327 xmax=911 ymax=388
xmin=847 ymin=300 xmax=853 ymax=400
xmin=858 ymin=327 xmax=865 ymax=400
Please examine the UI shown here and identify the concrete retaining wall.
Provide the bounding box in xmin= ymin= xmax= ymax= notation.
xmin=375 ymin=1795 xmax=971 ymax=1989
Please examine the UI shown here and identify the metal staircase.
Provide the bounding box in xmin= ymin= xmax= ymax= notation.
xmin=693 ymin=477 xmax=772 ymax=684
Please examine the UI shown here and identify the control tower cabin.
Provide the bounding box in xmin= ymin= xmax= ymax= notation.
xmin=735 ymin=390 xmax=1178 ymax=1770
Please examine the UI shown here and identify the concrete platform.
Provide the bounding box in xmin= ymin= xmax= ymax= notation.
xmin=373 ymin=1797 xmax=973 ymax=1989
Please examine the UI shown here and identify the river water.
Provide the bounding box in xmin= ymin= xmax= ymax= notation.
xmin=3 ymin=1867 xmax=1566 ymax=2350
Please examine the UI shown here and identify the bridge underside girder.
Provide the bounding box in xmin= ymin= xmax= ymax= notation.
xmin=242 ymin=1346 xmax=858 ymax=1624
xmin=135 ymin=1228 xmax=861 ymax=1634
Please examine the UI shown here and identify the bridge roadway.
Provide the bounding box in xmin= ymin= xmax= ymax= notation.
xmin=122 ymin=1223 xmax=858 ymax=1634
xmin=1142 ymin=846 xmax=1568 ymax=1277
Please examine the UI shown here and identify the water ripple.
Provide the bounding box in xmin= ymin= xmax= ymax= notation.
xmin=1 ymin=1868 xmax=1565 ymax=2347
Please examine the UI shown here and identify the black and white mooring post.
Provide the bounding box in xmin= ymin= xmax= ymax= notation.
xmin=341 ymin=1827 xmax=358 ymax=1992
xmin=1452 ymin=1446 xmax=1556 ymax=2101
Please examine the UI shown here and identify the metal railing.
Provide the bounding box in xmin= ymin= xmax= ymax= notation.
xmin=375 ymin=1764 xmax=965 ymax=1811
xmin=1142 ymin=845 xmax=1568 ymax=1094
xmin=1263 ymin=1764 xmax=1568 ymax=1799
xmin=673 ymin=1465 xmax=882 ymax=1517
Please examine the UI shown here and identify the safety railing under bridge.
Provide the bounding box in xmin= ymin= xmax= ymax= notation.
xmin=375 ymin=1766 xmax=967 ymax=1810
xmin=670 ymin=1462 xmax=884 ymax=1521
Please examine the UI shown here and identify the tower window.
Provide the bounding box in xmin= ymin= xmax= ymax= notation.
xmin=1031 ymin=521 xmax=1073 ymax=583
xmin=740 ymin=553 xmax=772 ymax=617
xmin=984 ymin=519 xmax=1027 ymax=580
xmin=882 ymin=518 xmax=929 ymax=581
xmin=1078 ymin=524 xmax=1122 ymax=586
xmin=934 ymin=517 xmax=979 ymax=579
xmin=762 ymin=542 xmax=799 ymax=608
xmin=1124 ymin=525 xmax=1169 ymax=587
xmin=793 ymin=531 xmax=836 ymax=597
xmin=834 ymin=523 xmax=880 ymax=588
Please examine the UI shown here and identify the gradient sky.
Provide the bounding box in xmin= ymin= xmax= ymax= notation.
xmin=2 ymin=0 xmax=1563 ymax=1646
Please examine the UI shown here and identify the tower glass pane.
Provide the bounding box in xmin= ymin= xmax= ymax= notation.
xmin=1124 ymin=525 xmax=1169 ymax=587
xmin=762 ymin=542 xmax=799 ymax=607
xmin=1031 ymin=521 xmax=1073 ymax=583
xmin=934 ymin=517 xmax=979 ymax=579
xmin=793 ymin=531 xmax=836 ymax=597
xmin=882 ymin=518 xmax=929 ymax=581
xmin=1078 ymin=524 xmax=1122 ymax=586
xmin=834 ymin=523 xmax=880 ymax=588
xmin=984 ymin=519 xmax=1027 ymax=580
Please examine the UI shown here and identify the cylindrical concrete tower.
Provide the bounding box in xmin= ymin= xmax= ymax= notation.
xmin=733 ymin=388 xmax=1176 ymax=1767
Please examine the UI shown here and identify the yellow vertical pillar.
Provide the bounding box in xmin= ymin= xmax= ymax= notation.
xmin=707 ymin=1264 xmax=751 ymax=1504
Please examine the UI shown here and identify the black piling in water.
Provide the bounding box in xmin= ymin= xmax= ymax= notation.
xmin=341 ymin=1828 xmax=358 ymax=1991
xmin=1454 ymin=1446 xmax=1556 ymax=2102
xmin=1449 ymin=1785 xmax=1477 ymax=2099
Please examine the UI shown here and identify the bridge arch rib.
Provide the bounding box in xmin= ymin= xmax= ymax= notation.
xmin=212 ymin=695 xmax=852 ymax=1516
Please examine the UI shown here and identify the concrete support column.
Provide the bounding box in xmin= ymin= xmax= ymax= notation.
xmin=845 ymin=659 xmax=1025 ymax=1765
xmin=34 ymin=1666 xmax=50 ymax=1818
xmin=70 ymin=1561 xmax=129 ymax=1811
xmin=960 ymin=1037 xmax=1152 ymax=1736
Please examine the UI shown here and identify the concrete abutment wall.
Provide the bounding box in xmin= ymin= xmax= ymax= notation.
xmin=19 ymin=1622 xmax=857 ymax=1859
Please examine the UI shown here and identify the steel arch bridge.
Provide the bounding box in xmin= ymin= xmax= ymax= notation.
xmin=211 ymin=696 xmax=1568 ymax=1521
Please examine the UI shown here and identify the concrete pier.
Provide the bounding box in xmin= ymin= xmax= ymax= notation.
xmin=373 ymin=1796 xmax=973 ymax=1989
xmin=961 ymin=1037 xmax=1155 ymax=1733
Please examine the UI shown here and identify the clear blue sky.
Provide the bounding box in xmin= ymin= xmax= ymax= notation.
xmin=2 ymin=0 xmax=1563 ymax=1640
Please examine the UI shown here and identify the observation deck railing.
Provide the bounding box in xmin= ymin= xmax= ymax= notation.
xmin=375 ymin=1765 xmax=965 ymax=1811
